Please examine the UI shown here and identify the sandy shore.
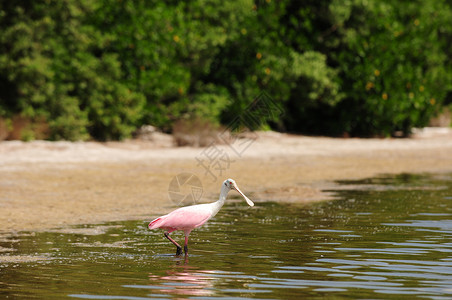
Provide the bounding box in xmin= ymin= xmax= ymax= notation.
xmin=1 ymin=128 xmax=452 ymax=234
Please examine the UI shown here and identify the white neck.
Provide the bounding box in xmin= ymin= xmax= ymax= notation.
xmin=210 ymin=184 xmax=230 ymax=218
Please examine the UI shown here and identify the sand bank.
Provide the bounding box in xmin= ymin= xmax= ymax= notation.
xmin=1 ymin=129 xmax=452 ymax=234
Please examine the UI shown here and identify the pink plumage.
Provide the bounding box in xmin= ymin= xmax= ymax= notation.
xmin=148 ymin=206 xmax=211 ymax=232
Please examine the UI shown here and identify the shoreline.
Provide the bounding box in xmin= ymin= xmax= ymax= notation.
xmin=1 ymin=129 xmax=452 ymax=235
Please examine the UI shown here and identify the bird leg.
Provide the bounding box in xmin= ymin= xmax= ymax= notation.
xmin=164 ymin=232 xmax=182 ymax=255
xmin=184 ymin=235 xmax=189 ymax=255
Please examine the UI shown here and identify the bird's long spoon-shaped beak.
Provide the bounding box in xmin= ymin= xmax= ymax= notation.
xmin=232 ymin=183 xmax=254 ymax=207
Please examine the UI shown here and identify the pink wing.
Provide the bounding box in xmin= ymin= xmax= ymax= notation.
xmin=148 ymin=217 xmax=164 ymax=229
xmin=148 ymin=206 xmax=212 ymax=231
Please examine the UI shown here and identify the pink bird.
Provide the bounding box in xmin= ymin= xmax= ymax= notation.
xmin=149 ymin=178 xmax=254 ymax=255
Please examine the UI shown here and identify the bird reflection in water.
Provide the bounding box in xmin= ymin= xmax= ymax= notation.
xmin=148 ymin=262 xmax=218 ymax=297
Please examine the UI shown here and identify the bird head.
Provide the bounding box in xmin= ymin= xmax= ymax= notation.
xmin=223 ymin=178 xmax=254 ymax=207
xmin=223 ymin=178 xmax=235 ymax=189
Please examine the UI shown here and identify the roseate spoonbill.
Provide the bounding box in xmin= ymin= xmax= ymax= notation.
xmin=149 ymin=178 xmax=254 ymax=255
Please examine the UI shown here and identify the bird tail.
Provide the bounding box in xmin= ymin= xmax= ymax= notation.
xmin=148 ymin=217 xmax=163 ymax=229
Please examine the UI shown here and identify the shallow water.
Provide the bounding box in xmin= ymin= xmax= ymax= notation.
xmin=1 ymin=173 xmax=452 ymax=299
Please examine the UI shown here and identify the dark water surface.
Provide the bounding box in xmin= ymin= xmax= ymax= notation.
xmin=1 ymin=173 xmax=452 ymax=299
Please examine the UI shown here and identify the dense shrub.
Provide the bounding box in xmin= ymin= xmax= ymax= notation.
xmin=283 ymin=0 xmax=452 ymax=136
xmin=0 ymin=0 xmax=451 ymax=140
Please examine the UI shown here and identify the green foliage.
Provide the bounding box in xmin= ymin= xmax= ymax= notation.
xmin=331 ymin=0 xmax=452 ymax=136
xmin=283 ymin=0 xmax=452 ymax=136
xmin=0 ymin=0 xmax=144 ymax=140
xmin=0 ymin=0 xmax=451 ymax=140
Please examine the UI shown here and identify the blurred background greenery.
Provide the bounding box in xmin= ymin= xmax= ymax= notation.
xmin=0 ymin=0 xmax=451 ymax=141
